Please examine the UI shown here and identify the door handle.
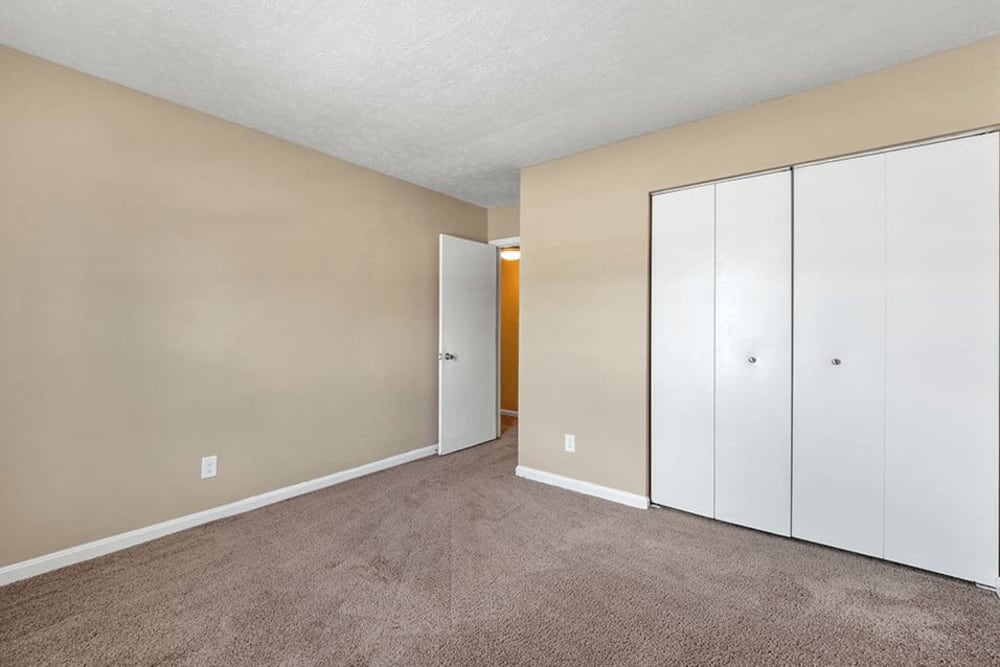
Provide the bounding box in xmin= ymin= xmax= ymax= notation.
xmin=747 ymin=356 xmax=757 ymax=364
xmin=439 ymin=352 xmax=456 ymax=361
xmin=831 ymin=358 xmax=842 ymax=366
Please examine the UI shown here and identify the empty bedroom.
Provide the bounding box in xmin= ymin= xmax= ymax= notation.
xmin=2 ymin=2 xmax=1000 ymax=665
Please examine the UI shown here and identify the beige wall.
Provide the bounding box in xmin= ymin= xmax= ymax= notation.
xmin=0 ymin=47 xmax=486 ymax=567
xmin=487 ymin=204 xmax=520 ymax=240
xmin=518 ymin=37 xmax=1000 ymax=496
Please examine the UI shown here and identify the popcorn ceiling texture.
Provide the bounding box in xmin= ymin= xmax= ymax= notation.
xmin=1 ymin=1 xmax=998 ymax=207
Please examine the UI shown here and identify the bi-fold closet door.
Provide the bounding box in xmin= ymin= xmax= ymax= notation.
xmin=650 ymin=170 xmax=791 ymax=536
xmin=793 ymin=133 xmax=999 ymax=585
xmin=792 ymin=153 xmax=887 ymax=558
xmin=652 ymin=132 xmax=999 ymax=586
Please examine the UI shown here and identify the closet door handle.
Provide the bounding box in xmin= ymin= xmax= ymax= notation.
xmin=747 ymin=356 xmax=757 ymax=364
xmin=831 ymin=358 xmax=842 ymax=366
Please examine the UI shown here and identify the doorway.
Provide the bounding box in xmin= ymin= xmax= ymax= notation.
xmin=492 ymin=237 xmax=520 ymax=436
xmin=437 ymin=234 xmax=519 ymax=454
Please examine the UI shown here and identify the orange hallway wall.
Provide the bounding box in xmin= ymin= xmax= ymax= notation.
xmin=500 ymin=254 xmax=519 ymax=412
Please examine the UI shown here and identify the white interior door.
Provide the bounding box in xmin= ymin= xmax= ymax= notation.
xmin=714 ymin=170 xmax=792 ymax=536
xmin=651 ymin=184 xmax=716 ymax=516
xmin=883 ymin=134 xmax=999 ymax=585
xmin=792 ymin=154 xmax=886 ymax=557
xmin=439 ymin=234 xmax=498 ymax=455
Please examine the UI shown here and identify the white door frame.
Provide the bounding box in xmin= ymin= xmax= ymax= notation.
xmin=490 ymin=236 xmax=520 ymax=418
xmin=490 ymin=236 xmax=520 ymax=248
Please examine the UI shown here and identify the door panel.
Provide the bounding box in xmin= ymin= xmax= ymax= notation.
xmin=792 ymin=154 xmax=886 ymax=557
xmin=438 ymin=234 xmax=498 ymax=455
xmin=714 ymin=171 xmax=792 ymax=536
xmin=883 ymin=134 xmax=1000 ymax=584
xmin=650 ymin=184 xmax=715 ymax=515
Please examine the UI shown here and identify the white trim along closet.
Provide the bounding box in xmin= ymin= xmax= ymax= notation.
xmin=650 ymin=132 xmax=1000 ymax=587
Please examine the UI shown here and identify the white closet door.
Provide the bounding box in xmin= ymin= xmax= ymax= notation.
xmin=714 ymin=171 xmax=792 ymax=536
xmin=650 ymin=184 xmax=715 ymax=515
xmin=884 ymin=133 xmax=999 ymax=585
xmin=792 ymin=154 xmax=886 ymax=557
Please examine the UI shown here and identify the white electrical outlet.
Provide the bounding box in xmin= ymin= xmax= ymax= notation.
xmin=564 ymin=434 xmax=575 ymax=453
xmin=201 ymin=455 xmax=218 ymax=479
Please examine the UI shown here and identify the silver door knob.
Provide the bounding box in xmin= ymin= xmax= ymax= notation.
xmin=747 ymin=356 xmax=757 ymax=364
xmin=831 ymin=358 xmax=842 ymax=366
xmin=442 ymin=352 xmax=456 ymax=361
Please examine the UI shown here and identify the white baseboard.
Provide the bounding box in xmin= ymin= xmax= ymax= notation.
xmin=0 ymin=443 xmax=439 ymax=587
xmin=515 ymin=465 xmax=649 ymax=509
xmin=975 ymin=580 xmax=1000 ymax=595
xmin=500 ymin=409 xmax=519 ymax=417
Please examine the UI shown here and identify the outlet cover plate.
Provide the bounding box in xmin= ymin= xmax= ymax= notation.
xmin=201 ymin=455 xmax=218 ymax=479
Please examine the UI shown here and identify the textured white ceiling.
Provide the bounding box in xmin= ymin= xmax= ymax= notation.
xmin=2 ymin=1 xmax=999 ymax=207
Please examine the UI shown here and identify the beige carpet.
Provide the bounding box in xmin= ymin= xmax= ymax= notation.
xmin=2 ymin=419 xmax=999 ymax=666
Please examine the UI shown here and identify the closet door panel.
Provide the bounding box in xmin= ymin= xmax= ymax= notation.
xmin=792 ymin=155 xmax=886 ymax=557
xmin=651 ymin=184 xmax=716 ymax=515
xmin=715 ymin=171 xmax=792 ymax=536
xmin=884 ymin=133 xmax=1000 ymax=585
